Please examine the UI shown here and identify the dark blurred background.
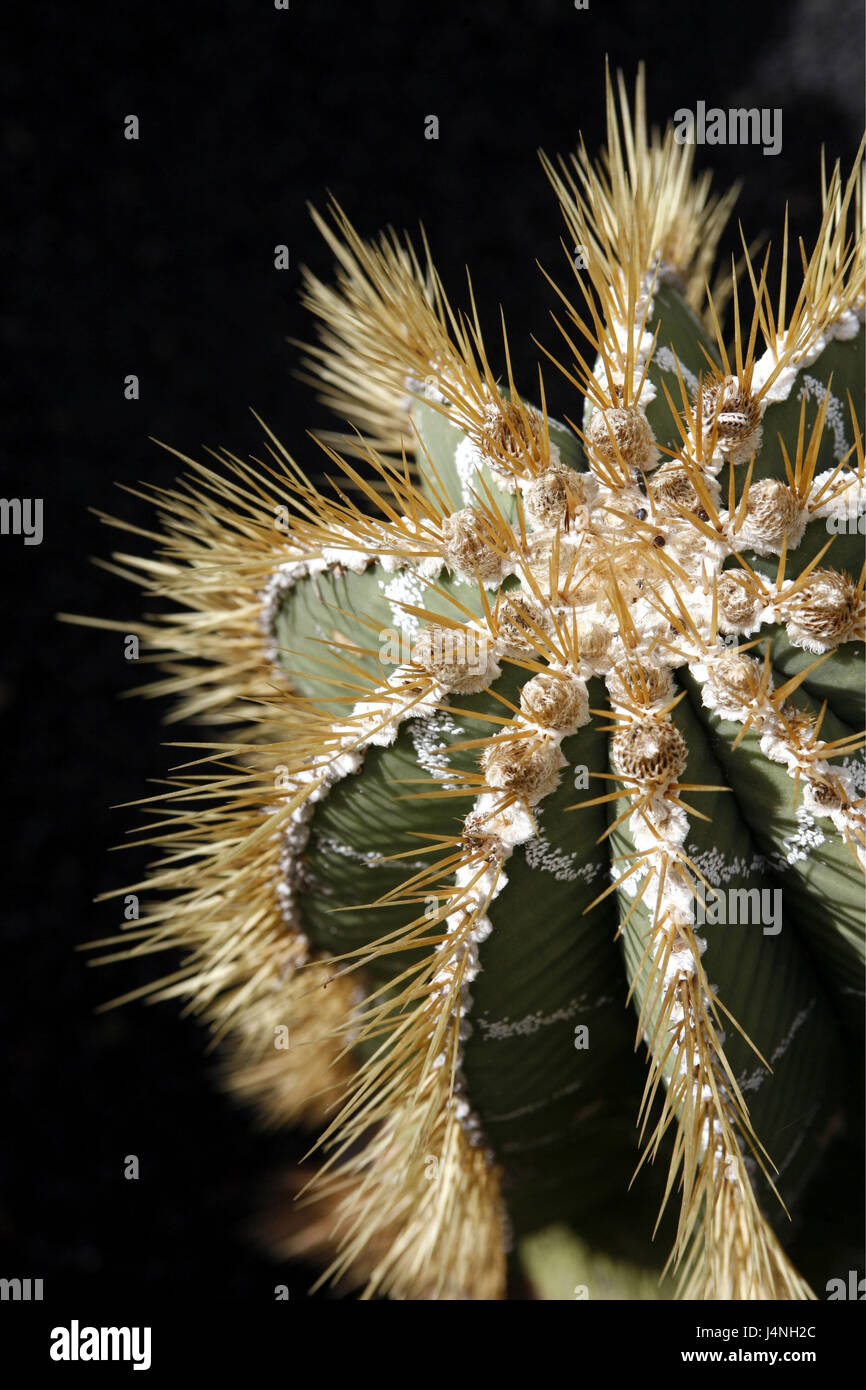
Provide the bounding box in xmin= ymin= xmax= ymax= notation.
xmin=1 ymin=0 xmax=863 ymax=1305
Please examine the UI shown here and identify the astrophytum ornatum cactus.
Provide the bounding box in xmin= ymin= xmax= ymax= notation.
xmin=74 ymin=69 xmax=865 ymax=1300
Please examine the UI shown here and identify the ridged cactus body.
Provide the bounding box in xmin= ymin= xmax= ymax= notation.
xmin=75 ymin=69 xmax=865 ymax=1300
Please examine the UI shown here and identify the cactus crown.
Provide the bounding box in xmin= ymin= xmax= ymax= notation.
xmin=73 ymin=64 xmax=865 ymax=1301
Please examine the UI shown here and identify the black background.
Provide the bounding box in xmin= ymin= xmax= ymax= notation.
xmin=2 ymin=0 xmax=864 ymax=1310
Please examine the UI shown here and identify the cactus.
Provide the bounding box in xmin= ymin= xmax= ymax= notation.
xmin=71 ymin=67 xmax=865 ymax=1300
